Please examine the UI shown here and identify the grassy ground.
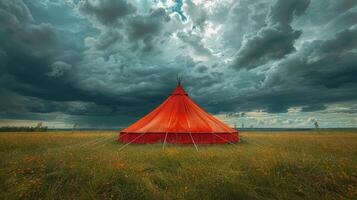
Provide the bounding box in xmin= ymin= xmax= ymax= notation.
xmin=0 ymin=131 xmax=356 ymax=200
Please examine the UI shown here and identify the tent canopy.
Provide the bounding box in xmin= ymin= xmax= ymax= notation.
xmin=119 ymin=83 xmax=239 ymax=144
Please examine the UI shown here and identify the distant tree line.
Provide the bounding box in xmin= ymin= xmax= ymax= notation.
xmin=0 ymin=122 xmax=48 ymax=132
xmin=0 ymin=126 xmax=48 ymax=132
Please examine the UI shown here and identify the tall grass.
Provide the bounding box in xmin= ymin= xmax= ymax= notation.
xmin=0 ymin=131 xmax=356 ymax=200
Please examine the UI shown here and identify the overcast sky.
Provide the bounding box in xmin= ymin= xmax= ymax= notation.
xmin=0 ymin=0 xmax=357 ymax=129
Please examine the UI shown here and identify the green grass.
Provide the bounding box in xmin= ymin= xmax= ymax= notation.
xmin=0 ymin=131 xmax=356 ymax=200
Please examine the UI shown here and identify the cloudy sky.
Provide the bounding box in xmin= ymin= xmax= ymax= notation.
xmin=0 ymin=0 xmax=357 ymax=129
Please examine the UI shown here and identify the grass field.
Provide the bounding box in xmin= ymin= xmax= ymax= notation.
xmin=0 ymin=131 xmax=356 ymax=200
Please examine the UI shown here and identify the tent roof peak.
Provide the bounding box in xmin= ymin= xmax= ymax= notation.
xmin=177 ymin=76 xmax=183 ymax=85
xmin=172 ymin=83 xmax=187 ymax=95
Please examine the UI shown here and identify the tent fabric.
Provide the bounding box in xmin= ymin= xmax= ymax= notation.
xmin=118 ymin=83 xmax=239 ymax=144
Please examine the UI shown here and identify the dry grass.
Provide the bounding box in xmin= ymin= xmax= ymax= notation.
xmin=0 ymin=131 xmax=356 ymax=200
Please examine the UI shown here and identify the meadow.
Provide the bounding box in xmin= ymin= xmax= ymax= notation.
xmin=0 ymin=131 xmax=356 ymax=200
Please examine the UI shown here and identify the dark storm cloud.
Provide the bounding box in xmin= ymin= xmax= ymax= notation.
xmin=233 ymin=0 xmax=310 ymax=70
xmin=233 ymin=25 xmax=301 ymax=70
xmin=0 ymin=0 xmax=162 ymax=120
xmin=197 ymin=15 xmax=357 ymax=115
xmin=225 ymin=27 xmax=357 ymax=113
xmin=126 ymin=8 xmax=170 ymax=52
xmin=127 ymin=8 xmax=169 ymax=40
xmin=265 ymin=27 xmax=357 ymax=89
xmin=269 ymin=0 xmax=310 ymax=25
xmin=221 ymin=0 xmax=268 ymax=51
xmin=1 ymin=0 xmax=357 ymax=128
xmin=301 ymin=104 xmax=327 ymax=112
xmin=86 ymin=30 xmax=122 ymax=50
xmin=318 ymin=28 xmax=357 ymax=54
xmin=0 ymin=0 xmax=83 ymax=103
xmin=78 ymin=0 xmax=136 ymax=26
xmin=0 ymin=0 xmax=201 ymax=127
xmin=0 ymin=90 xmax=113 ymax=116
xmin=79 ymin=0 xmax=172 ymax=53
xmin=0 ymin=0 xmax=33 ymax=25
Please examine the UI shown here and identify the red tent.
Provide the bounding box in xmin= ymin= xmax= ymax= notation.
xmin=118 ymin=83 xmax=239 ymax=144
